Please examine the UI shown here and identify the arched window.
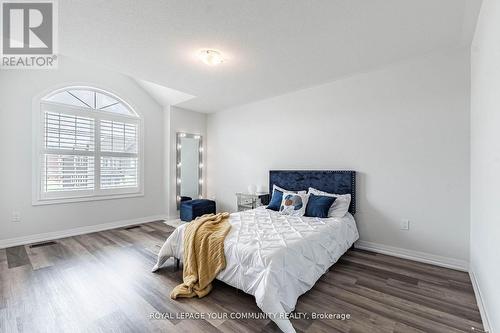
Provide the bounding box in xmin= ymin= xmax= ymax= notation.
xmin=34 ymin=86 xmax=142 ymax=204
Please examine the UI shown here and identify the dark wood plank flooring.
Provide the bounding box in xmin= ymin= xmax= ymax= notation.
xmin=0 ymin=221 xmax=484 ymax=333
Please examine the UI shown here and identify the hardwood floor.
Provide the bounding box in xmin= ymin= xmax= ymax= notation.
xmin=0 ymin=221 xmax=484 ymax=333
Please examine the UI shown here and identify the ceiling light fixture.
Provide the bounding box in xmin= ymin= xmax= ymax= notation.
xmin=198 ymin=49 xmax=224 ymax=66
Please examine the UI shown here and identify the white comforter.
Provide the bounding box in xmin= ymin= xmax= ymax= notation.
xmin=153 ymin=207 xmax=359 ymax=333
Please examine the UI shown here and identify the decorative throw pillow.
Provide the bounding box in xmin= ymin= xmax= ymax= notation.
xmin=308 ymin=187 xmax=351 ymax=218
xmin=267 ymin=185 xmax=306 ymax=211
xmin=279 ymin=192 xmax=309 ymax=216
xmin=305 ymin=193 xmax=336 ymax=218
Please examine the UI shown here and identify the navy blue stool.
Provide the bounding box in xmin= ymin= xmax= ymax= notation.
xmin=180 ymin=199 xmax=216 ymax=222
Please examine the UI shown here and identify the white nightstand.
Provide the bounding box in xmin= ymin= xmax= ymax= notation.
xmin=235 ymin=192 xmax=270 ymax=211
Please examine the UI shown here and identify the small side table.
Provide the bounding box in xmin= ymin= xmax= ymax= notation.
xmin=236 ymin=192 xmax=270 ymax=211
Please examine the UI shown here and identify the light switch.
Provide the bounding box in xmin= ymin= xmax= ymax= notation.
xmin=400 ymin=219 xmax=410 ymax=230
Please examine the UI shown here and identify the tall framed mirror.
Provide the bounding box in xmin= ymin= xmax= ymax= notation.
xmin=176 ymin=132 xmax=203 ymax=209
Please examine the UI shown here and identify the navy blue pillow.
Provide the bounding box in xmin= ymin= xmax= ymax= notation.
xmin=267 ymin=189 xmax=283 ymax=211
xmin=305 ymin=194 xmax=336 ymax=218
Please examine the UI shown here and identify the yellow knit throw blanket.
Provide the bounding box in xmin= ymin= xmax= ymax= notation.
xmin=170 ymin=212 xmax=231 ymax=299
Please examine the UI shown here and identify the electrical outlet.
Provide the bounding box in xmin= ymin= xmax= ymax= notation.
xmin=12 ymin=211 xmax=21 ymax=223
xmin=400 ymin=219 xmax=410 ymax=230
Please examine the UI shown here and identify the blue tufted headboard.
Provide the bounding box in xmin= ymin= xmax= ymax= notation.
xmin=269 ymin=170 xmax=356 ymax=214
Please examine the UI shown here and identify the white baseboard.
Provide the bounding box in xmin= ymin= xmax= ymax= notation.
xmin=469 ymin=267 xmax=492 ymax=333
xmin=0 ymin=214 xmax=167 ymax=249
xmin=354 ymin=240 xmax=469 ymax=271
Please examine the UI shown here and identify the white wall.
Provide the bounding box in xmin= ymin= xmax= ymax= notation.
xmin=167 ymin=106 xmax=207 ymax=218
xmin=470 ymin=0 xmax=500 ymax=331
xmin=0 ymin=56 xmax=166 ymax=242
xmin=207 ymin=50 xmax=471 ymax=265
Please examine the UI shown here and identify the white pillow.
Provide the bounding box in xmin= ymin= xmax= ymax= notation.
xmin=308 ymin=187 xmax=351 ymax=218
xmin=268 ymin=185 xmax=307 ymax=211
xmin=279 ymin=192 xmax=309 ymax=217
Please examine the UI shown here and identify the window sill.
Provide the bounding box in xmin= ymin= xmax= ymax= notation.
xmin=32 ymin=191 xmax=144 ymax=206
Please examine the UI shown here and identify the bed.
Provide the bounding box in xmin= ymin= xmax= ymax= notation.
xmin=153 ymin=170 xmax=359 ymax=333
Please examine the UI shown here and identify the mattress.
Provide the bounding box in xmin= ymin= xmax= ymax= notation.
xmin=153 ymin=207 xmax=359 ymax=333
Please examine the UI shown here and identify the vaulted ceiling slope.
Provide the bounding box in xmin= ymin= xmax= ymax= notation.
xmin=59 ymin=0 xmax=481 ymax=112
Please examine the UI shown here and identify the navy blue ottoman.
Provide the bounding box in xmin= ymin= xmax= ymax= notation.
xmin=180 ymin=199 xmax=216 ymax=222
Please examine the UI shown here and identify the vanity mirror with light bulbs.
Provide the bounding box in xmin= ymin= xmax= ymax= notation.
xmin=176 ymin=132 xmax=203 ymax=209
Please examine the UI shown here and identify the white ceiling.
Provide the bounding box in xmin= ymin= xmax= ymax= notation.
xmin=135 ymin=79 xmax=195 ymax=107
xmin=59 ymin=0 xmax=482 ymax=113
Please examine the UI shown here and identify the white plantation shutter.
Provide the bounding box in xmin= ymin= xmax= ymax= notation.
xmin=37 ymin=87 xmax=141 ymax=202
xmin=100 ymin=119 xmax=139 ymax=189
xmin=43 ymin=154 xmax=95 ymax=192
xmin=100 ymin=120 xmax=138 ymax=153
xmin=42 ymin=111 xmax=95 ymax=193
xmin=45 ymin=112 xmax=95 ymax=151
xmin=101 ymin=156 xmax=138 ymax=189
